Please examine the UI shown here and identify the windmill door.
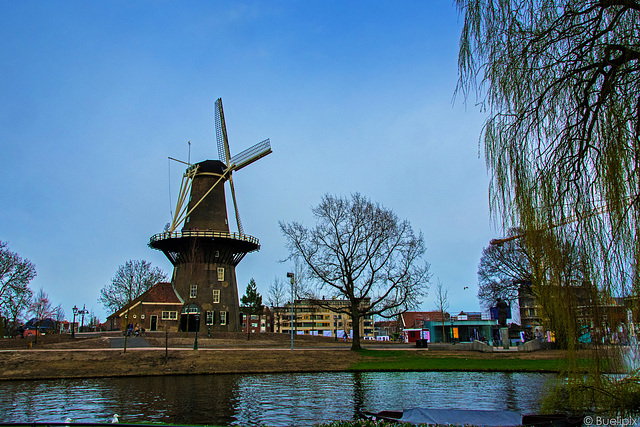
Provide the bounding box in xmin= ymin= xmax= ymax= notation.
xmin=180 ymin=304 xmax=201 ymax=332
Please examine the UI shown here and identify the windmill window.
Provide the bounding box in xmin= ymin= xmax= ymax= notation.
xmin=206 ymin=310 xmax=214 ymax=325
xmin=213 ymin=289 xmax=220 ymax=304
xmin=217 ymin=268 xmax=225 ymax=281
xmin=220 ymin=311 xmax=228 ymax=325
xmin=190 ymin=285 xmax=197 ymax=299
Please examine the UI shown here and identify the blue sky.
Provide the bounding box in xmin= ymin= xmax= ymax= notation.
xmin=1 ymin=1 xmax=496 ymax=322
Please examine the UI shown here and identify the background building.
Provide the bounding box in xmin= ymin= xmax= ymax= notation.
xmin=272 ymin=298 xmax=374 ymax=339
xmin=240 ymin=306 xmax=273 ymax=334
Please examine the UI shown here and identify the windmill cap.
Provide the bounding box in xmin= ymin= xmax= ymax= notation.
xmin=192 ymin=159 xmax=226 ymax=174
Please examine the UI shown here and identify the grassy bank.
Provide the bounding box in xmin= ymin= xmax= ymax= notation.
xmin=351 ymin=349 xmax=592 ymax=372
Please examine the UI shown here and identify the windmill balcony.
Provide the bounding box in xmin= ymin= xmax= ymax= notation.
xmin=148 ymin=229 xmax=261 ymax=266
xmin=150 ymin=229 xmax=260 ymax=246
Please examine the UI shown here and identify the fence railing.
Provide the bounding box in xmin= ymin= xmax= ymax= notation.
xmin=149 ymin=230 xmax=259 ymax=246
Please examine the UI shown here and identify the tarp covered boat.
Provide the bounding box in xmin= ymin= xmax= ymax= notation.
xmin=361 ymin=408 xmax=585 ymax=426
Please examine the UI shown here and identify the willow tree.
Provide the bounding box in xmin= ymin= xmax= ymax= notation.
xmin=456 ymin=0 xmax=640 ymax=413
xmin=280 ymin=193 xmax=430 ymax=351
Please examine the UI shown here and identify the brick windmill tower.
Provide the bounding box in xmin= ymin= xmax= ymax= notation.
xmin=149 ymin=98 xmax=271 ymax=332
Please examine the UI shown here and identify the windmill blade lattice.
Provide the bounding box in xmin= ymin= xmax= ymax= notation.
xmin=228 ymin=176 xmax=244 ymax=235
xmin=230 ymin=139 xmax=271 ymax=171
xmin=214 ymin=98 xmax=230 ymax=164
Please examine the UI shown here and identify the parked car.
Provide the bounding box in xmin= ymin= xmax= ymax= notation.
xmin=22 ymin=328 xmax=44 ymax=338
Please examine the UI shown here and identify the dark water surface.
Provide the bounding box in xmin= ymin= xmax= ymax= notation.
xmin=0 ymin=371 xmax=556 ymax=425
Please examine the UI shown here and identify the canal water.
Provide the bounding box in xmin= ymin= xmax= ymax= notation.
xmin=0 ymin=371 xmax=556 ymax=425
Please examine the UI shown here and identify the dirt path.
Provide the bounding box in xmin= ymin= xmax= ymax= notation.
xmin=0 ymin=348 xmax=363 ymax=380
xmin=0 ymin=332 xmax=575 ymax=381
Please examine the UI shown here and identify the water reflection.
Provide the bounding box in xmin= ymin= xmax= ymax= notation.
xmin=0 ymin=371 xmax=556 ymax=425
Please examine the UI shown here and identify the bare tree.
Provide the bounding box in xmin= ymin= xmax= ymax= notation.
xmin=280 ymin=193 xmax=431 ymax=350
xmin=29 ymin=288 xmax=54 ymax=344
xmin=433 ymin=280 xmax=449 ymax=343
xmin=267 ymin=277 xmax=286 ymax=308
xmin=88 ymin=310 xmax=100 ymax=331
xmin=52 ymin=304 xmax=65 ymax=331
xmin=267 ymin=276 xmax=286 ymax=332
xmin=1 ymin=284 xmax=32 ymax=335
xmin=477 ymin=229 xmax=532 ymax=308
xmin=0 ymin=241 xmax=36 ymax=322
xmin=98 ymin=260 xmax=168 ymax=313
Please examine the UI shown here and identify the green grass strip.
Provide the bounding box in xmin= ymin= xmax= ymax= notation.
xmin=349 ymin=350 xmax=593 ymax=373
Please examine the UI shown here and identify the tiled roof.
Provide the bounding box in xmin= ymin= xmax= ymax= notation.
xmin=106 ymin=282 xmax=182 ymax=319
xmin=374 ymin=320 xmax=397 ymax=327
xmin=143 ymin=282 xmax=182 ymax=304
xmin=401 ymin=311 xmax=448 ymax=328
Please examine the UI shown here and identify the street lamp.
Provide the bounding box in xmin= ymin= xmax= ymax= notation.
xmin=78 ymin=304 xmax=89 ymax=333
xmin=72 ymin=305 xmax=78 ymax=338
xmin=287 ymin=272 xmax=295 ymax=350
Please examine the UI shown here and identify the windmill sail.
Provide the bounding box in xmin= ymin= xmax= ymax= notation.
xmin=230 ymin=139 xmax=272 ymax=171
xmin=214 ymin=98 xmax=230 ymax=163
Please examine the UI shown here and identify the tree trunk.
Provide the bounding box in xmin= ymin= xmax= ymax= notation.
xmin=350 ymin=304 xmax=361 ymax=351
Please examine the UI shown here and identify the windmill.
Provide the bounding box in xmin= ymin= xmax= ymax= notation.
xmin=149 ymin=98 xmax=272 ymax=333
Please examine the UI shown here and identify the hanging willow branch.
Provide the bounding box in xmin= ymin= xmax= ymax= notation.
xmin=457 ymin=0 xmax=640 ymax=297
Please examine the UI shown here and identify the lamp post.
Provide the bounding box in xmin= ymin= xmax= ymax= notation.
xmin=72 ymin=305 xmax=78 ymax=338
xmin=193 ymin=313 xmax=200 ymax=350
xmin=287 ymin=272 xmax=295 ymax=350
xmin=78 ymin=304 xmax=89 ymax=333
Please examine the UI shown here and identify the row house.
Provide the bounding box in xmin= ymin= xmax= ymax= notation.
xmin=240 ymin=306 xmax=273 ymax=334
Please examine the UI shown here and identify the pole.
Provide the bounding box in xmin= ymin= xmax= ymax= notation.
xmin=165 ymin=327 xmax=169 ymax=364
xmin=71 ymin=306 xmax=77 ymax=339
xmin=124 ymin=275 xmax=133 ymax=354
xmin=80 ymin=304 xmax=86 ymax=333
xmin=287 ymin=272 xmax=294 ymax=350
